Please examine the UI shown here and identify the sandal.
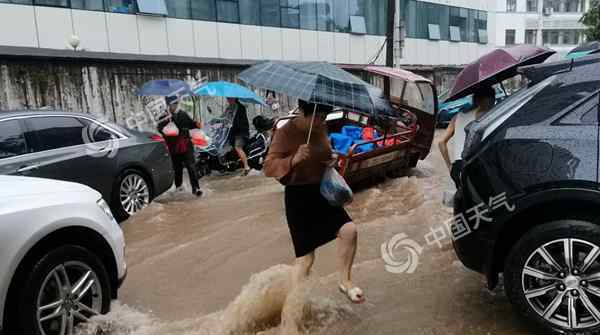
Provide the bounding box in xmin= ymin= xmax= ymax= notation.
xmin=338 ymin=284 xmax=365 ymax=304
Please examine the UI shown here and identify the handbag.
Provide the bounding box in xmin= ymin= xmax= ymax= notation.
xmin=320 ymin=168 xmax=353 ymax=206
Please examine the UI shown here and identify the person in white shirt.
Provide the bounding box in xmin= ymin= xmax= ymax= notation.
xmin=438 ymin=86 xmax=495 ymax=187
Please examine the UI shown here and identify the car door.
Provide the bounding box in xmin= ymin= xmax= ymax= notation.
xmin=0 ymin=118 xmax=30 ymax=175
xmin=20 ymin=115 xmax=117 ymax=199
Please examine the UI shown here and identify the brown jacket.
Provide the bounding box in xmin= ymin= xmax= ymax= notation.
xmin=264 ymin=118 xmax=332 ymax=185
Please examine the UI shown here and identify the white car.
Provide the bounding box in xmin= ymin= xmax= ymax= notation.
xmin=0 ymin=176 xmax=126 ymax=335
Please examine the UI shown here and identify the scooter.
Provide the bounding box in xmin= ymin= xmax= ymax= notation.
xmin=195 ymin=115 xmax=274 ymax=178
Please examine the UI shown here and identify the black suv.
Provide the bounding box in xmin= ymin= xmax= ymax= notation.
xmin=453 ymin=56 xmax=600 ymax=334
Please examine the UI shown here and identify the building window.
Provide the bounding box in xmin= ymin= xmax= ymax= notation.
xmin=507 ymin=0 xmax=517 ymax=12
xmin=428 ymin=24 xmax=440 ymax=40
xmin=333 ymin=0 xmax=350 ymax=32
xmin=476 ymin=10 xmax=487 ymax=43
xmin=105 ymin=0 xmax=136 ymax=13
xmin=165 ymin=0 xmax=191 ymax=19
xmin=527 ymin=0 xmax=538 ymax=11
xmin=240 ymin=0 xmax=260 ymax=25
xmin=449 ymin=26 xmax=461 ymax=41
xmin=0 ymin=0 xmax=33 ymax=4
xmin=34 ymin=0 xmax=68 ymax=6
xmin=316 ymin=0 xmax=334 ymax=31
xmin=281 ymin=0 xmax=300 ymax=28
xmin=71 ymin=0 xmax=104 ymax=11
xmin=299 ymin=0 xmax=317 ymax=30
xmin=525 ymin=29 xmax=538 ymax=44
xmin=449 ymin=7 xmax=468 ymax=42
xmin=216 ymin=0 xmax=239 ymax=23
xmin=137 ymin=0 xmax=168 ymax=16
xmin=261 ymin=0 xmax=281 ymax=27
xmin=505 ymin=29 xmax=516 ymax=45
xmin=543 ymin=30 xmax=560 ymax=44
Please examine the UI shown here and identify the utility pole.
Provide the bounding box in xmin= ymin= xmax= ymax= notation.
xmin=384 ymin=0 xmax=397 ymax=98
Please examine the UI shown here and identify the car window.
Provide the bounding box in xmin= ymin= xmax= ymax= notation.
xmin=556 ymin=93 xmax=599 ymax=125
xmin=0 ymin=119 xmax=27 ymax=159
xmin=581 ymin=105 xmax=598 ymax=124
xmin=78 ymin=118 xmax=119 ymax=142
xmin=24 ymin=116 xmax=87 ymax=152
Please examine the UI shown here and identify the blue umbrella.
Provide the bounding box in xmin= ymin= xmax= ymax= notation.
xmin=137 ymin=79 xmax=192 ymax=96
xmin=194 ymin=81 xmax=266 ymax=106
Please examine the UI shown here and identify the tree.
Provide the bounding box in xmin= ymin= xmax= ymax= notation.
xmin=581 ymin=0 xmax=600 ymax=41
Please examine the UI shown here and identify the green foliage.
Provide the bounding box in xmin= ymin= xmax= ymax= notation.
xmin=582 ymin=1 xmax=600 ymax=41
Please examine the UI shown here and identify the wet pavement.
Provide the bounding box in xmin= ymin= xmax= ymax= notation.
xmin=77 ymin=131 xmax=542 ymax=335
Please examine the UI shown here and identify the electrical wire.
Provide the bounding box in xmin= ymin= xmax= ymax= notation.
xmin=368 ymin=37 xmax=390 ymax=65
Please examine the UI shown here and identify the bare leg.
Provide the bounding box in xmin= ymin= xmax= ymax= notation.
xmin=291 ymin=251 xmax=315 ymax=287
xmin=235 ymin=146 xmax=250 ymax=170
xmin=337 ymin=222 xmax=358 ymax=288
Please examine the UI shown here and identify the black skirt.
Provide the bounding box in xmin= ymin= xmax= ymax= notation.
xmin=284 ymin=184 xmax=352 ymax=257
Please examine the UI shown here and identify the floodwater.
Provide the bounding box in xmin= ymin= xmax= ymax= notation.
xmin=76 ymin=131 xmax=542 ymax=335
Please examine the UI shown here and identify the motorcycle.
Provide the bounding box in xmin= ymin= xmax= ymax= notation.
xmin=195 ymin=115 xmax=274 ymax=178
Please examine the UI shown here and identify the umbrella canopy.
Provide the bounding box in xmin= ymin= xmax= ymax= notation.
xmin=137 ymin=79 xmax=192 ymax=96
xmin=239 ymin=61 xmax=391 ymax=114
xmin=194 ymin=81 xmax=266 ymax=105
xmin=446 ymin=45 xmax=555 ymax=102
xmin=567 ymin=41 xmax=600 ymax=59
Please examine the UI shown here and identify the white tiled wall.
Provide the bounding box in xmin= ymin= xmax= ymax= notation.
xmin=72 ymin=10 xmax=109 ymax=52
xmin=0 ymin=4 xmax=37 ymax=47
xmin=166 ymin=18 xmax=195 ymax=57
xmin=138 ymin=16 xmax=169 ymax=55
xmin=35 ymin=6 xmax=73 ymax=49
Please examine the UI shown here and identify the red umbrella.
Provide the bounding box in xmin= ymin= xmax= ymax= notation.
xmin=446 ymin=45 xmax=555 ymax=102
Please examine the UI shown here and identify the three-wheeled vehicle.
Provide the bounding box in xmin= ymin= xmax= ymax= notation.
xmin=276 ymin=66 xmax=438 ymax=186
xmin=330 ymin=66 xmax=437 ymax=185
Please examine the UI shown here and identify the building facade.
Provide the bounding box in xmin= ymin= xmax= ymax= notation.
xmin=397 ymin=0 xmax=495 ymax=66
xmin=495 ymin=0 xmax=590 ymax=58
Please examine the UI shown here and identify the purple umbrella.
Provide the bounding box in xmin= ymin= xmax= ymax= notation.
xmin=446 ymin=45 xmax=555 ymax=102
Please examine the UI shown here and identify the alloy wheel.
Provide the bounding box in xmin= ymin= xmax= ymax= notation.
xmin=37 ymin=261 xmax=103 ymax=335
xmin=522 ymin=238 xmax=600 ymax=330
xmin=119 ymin=174 xmax=150 ymax=215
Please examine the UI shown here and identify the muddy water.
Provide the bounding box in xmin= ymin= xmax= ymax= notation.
xmin=77 ymin=132 xmax=541 ymax=335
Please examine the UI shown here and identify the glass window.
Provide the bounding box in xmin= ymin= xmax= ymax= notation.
xmin=137 ymin=0 xmax=167 ymax=15
xmin=106 ymin=0 xmax=136 ymax=13
xmin=507 ymin=0 xmax=516 ymax=11
xmin=299 ymin=0 xmax=317 ymax=29
xmin=333 ymin=0 xmax=349 ymax=32
xmin=281 ymin=0 xmax=300 ymax=28
xmin=34 ymin=0 xmax=68 ymax=6
xmin=191 ymin=0 xmax=216 ymax=20
xmin=217 ymin=0 xmax=239 ymax=23
xmin=316 ymin=0 xmax=334 ymax=31
xmin=525 ymin=29 xmax=537 ymax=44
xmin=25 ymin=117 xmax=86 ymax=152
xmin=428 ymin=24 xmax=440 ymax=40
xmin=0 ymin=120 xmax=27 ymax=159
xmin=449 ymin=26 xmax=461 ymax=41
xmin=165 ymin=0 xmax=191 ymax=19
xmin=404 ymin=0 xmax=417 ymax=38
xmin=476 ymin=11 xmax=487 ymax=43
xmin=71 ymin=0 xmax=104 ymax=11
xmin=450 ymin=7 xmax=468 ymax=42
xmin=350 ymin=15 xmax=366 ymax=34
xmin=527 ymin=0 xmax=538 ymax=11
xmin=505 ymin=29 xmax=516 ymax=45
xmin=467 ymin=9 xmax=477 ymax=42
xmin=261 ymin=0 xmax=281 ymax=27
xmin=0 ymin=0 xmax=33 ymax=4
xmin=239 ymin=0 xmax=259 ymax=24
xmin=79 ymin=119 xmax=119 ymax=142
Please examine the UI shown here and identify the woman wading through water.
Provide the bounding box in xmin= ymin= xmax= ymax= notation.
xmin=264 ymin=99 xmax=365 ymax=304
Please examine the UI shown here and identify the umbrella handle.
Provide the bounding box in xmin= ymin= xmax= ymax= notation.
xmin=306 ymin=104 xmax=317 ymax=144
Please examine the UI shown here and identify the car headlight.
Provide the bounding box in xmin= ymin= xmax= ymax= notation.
xmin=97 ymin=198 xmax=116 ymax=223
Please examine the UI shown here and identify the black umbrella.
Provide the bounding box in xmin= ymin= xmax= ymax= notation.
xmin=239 ymin=61 xmax=391 ymax=115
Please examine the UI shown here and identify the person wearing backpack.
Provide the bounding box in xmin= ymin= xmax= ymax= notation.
xmin=158 ymin=95 xmax=203 ymax=197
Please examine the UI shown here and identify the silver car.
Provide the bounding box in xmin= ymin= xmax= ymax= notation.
xmin=0 ymin=110 xmax=174 ymax=221
xmin=0 ymin=175 xmax=127 ymax=335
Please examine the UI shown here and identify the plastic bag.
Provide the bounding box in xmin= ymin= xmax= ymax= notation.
xmin=190 ymin=129 xmax=211 ymax=149
xmin=320 ymin=168 xmax=353 ymax=207
xmin=163 ymin=122 xmax=179 ymax=137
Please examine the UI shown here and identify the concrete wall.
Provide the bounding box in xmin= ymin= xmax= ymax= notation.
xmin=0 ymin=3 xmax=386 ymax=65
xmin=0 ymin=59 xmax=293 ymax=131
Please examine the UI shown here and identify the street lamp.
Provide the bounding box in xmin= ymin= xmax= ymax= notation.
xmin=68 ymin=34 xmax=81 ymax=51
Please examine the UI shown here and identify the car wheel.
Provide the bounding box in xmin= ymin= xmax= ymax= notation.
xmin=16 ymin=245 xmax=111 ymax=335
xmin=112 ymin=169 xmax=151 ymax=221
xmin=504 ymin=220 xmax=600 ymax=335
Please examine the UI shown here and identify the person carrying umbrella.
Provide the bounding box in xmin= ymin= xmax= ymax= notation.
xmin=158 ymin=95 xmax=203 ymax=197
xmin=225 ymin=97 xmax=251 ymax=176
xmin=438 ymin=86 xmax=495 ymax=187
xmin=239 ymin=61 xmax=384 ymax=304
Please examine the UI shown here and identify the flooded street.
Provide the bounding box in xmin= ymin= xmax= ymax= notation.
xmin=79 ymin=131 xmax=540 ymax=335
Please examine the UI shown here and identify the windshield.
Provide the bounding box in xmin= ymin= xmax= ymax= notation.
xmin=402 ymin=82 xmax=435 ymax=115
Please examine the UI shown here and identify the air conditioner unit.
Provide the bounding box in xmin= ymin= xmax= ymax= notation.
xmin=543 ymin=7 xmax=553 ymax=16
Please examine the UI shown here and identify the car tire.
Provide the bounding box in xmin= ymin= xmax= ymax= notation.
xmin=15 ymin=245 xmax=112 ymax=335
xmin=504 ymin=220 xmax=600 ymax=335
xmin=112 ymin=169 xmax=152 ymax=222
